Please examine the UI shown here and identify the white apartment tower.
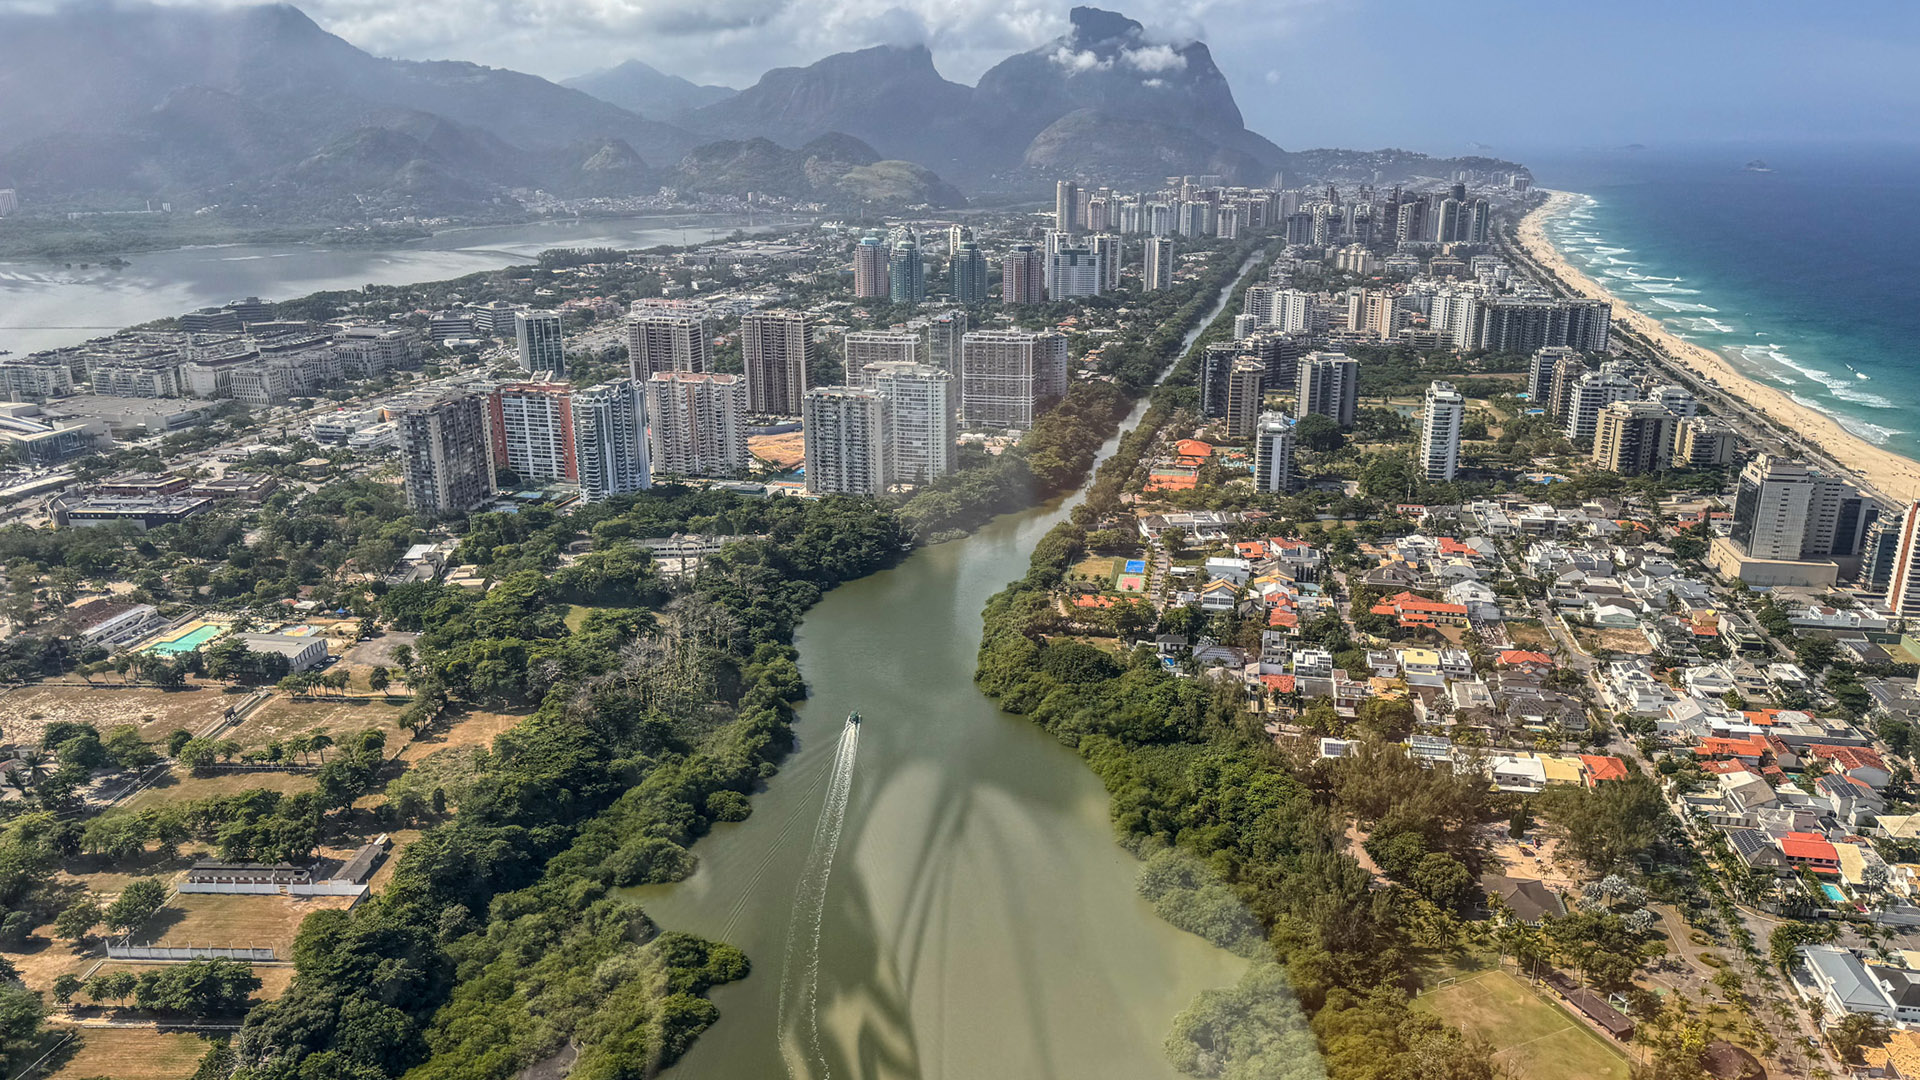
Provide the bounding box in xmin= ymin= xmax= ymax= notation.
xmin=1253 ymin=412 xmax=1295 ymax=494
xmin=1562 ymin=371 xmax=1637 ymax=443
xmin=488 ymin=382 xmax=576 ymax=483
xmin=571 ymin=379 xmax=651 ymax=501
xmin=741 ymin=309 xmax=811 ymax=416
xmin=1144 ymin=238 xmax=1175 ymax=292
xmin=1886 ymin=502 xmax=1920 ymax=616
xmin=514 ymin=311 xmax=565 ymax=375
xmin=843 ymin=331 xmax=919 ymax=383
xmin=646 ymin=372 xmax=747 ymax=478
xmin=1421 ymin=381 xmax=1465 ymax=482
xmin=960 ymin=330 xmax=1070 ymax=430
xmin=803 ymin=386 xmax=891 ymax=496
xmin=861 ymin=362 xmax=955 ymax=486
xmin=629 ymin=312 xmax=710 ymax=377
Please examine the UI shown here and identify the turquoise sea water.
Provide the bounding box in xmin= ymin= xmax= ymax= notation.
xmin=1525 ymin=144 xmax=1920 ymax=462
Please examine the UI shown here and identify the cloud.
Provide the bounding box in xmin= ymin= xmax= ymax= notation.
xmin=1048 ymin=45 xmax=1112 ymax=73
xmin=1122 ymin=43 xmax=1185 ymax=72
xmin=1142 ymin=77 xmax=1166 ymax=88
xmin=1264 ymin=68 xmax=1283 ymax=84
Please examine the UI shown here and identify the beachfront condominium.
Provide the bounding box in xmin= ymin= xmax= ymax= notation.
xmin=853 ymin=236 xmax=888 ymax=298
xmin=1865 ymin=513 xmax=1905 ymax=597
xmin=646 ymin=371 xmax=748 ymax=478
xmin=1253 ymin=413 xmax=1295 ymax=494
xmin=1731 ymin=454 xmax=1873 ymax=561
xmin=960 ymin=330 xmax=1069 ymax=429
xmin=924 ymin=310 xmax=967 ymax=372
xmin=488 ymin=382 xmax=576 ymax=484
xmin=1295 ymin=352 xmax=1359 ymax=428
xmin=1886 ymin=503 xmax=1920 ymax=615
xmin=1673 ymin=416 xmax=1737 ymax=469
xmin=803 ymin=386 xmax=890 ymax=496
xmin=860 ymin=362 xmax=955 ymax=486
xmin=398 ymin=392 xmax=493 ymax=515
xmin=570 ymin=379 xmax=651 ymax=501
xmin=1050 ymin=247 xmax=1102 ymax=299
xmin=1562 ymin=371 xmax=1638 ymax=444
xmin=1652 ymin=384 xmax=1698 ymax=418
xmin=1421 ymin=381 xmax=1465 ymax=482
xmin=844 ymin=331 xmax=919 ymax=384
xmin=1144 ymin=237 xmax=1175 ymax=292
xmin=950 ymin=243 xmax=990 ymax=305
xmin=1055 ymin=180 xmax=1079 ymax=233
xmin=741 ymin=310 xmax=812 ymax=417
xmin=1473 ymin=297 xmax=1612 ymax=354
xmin=1529 ymin=347 xmax=1577 ymax=406
xmin=1591 ymin=400 xmax=1676 ymax=476
xmin=629 ymin=312 xmax=709 ymax=377
xmin=1224 ymin=359 xmax=1265 ymax=439
xmin=889 ymin=241 xmax=926 ymax=304
xmin=514 ymin=310 xmax=565 ymax=376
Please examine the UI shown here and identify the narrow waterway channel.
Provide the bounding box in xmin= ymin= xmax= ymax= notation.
xmin=636 ymin=256 xmax=1259 ymax=1080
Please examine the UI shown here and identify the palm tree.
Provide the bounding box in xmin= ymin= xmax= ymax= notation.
xmin=308 ymin=731 xmax=333 ymax=764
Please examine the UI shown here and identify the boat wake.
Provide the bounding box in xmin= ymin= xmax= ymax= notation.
xmin=777 ymin=714 xmax=861 ymax=1079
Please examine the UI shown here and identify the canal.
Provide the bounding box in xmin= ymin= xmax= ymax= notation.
xmin=636 ymin=257 xmax=1258 ymax=1080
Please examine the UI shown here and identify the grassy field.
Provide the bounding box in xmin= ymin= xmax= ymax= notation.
xmin=1505 ymin=622 xmax=1556 ymax=649
xmin=1066 ymin=556 xmax=1116 ymax=585
xmin=0 ymin=683 xmax=238 ymax=746
xmin=133 ymin=892 xmax=356 ymax=956
xmin=120 ymin=766 xmax=314 ymax=811
xmin=39 ymin=1027 xmax=213 ymax=1080
xmin=397 ymin=707 xmax=527 ymax=763
xmin=1415 ymin=967 xmax=1633 ymax=1080
xmin=226 ymin=692 xmax=409 ymax=750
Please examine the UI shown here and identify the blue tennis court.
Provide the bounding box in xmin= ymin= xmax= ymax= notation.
xmin=1124 ymin=559 xmax=1146 ymax=574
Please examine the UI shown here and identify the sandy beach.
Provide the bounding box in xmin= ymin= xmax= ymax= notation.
xmin=1515 ymin=190 xmax=1920 ymax=506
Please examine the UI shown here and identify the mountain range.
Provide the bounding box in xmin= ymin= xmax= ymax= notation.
xmin=0 ymin=3 xmax=1522 ymax=217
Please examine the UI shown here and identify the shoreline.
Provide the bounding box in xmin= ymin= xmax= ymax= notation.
xmin=1514 ymin=189 xmax=1920 ymax=507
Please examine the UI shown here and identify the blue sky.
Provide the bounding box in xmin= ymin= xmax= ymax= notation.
xmin=227 ymin=0 xmax=1920 ymax=155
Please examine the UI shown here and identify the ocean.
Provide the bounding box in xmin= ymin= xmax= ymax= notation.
xmin=1520 ymin=143 xmax=1920 ymax=461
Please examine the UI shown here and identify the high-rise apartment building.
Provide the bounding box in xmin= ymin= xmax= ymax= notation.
xmin=1253 ymin=413 xmax=1295 ymax=493
xmin=570 ymin=379 xmax=650 ymax=501
xmin=399 ymin=392 xmax=493 ymax=514
xmin=1198 ymin=343 xmax=1239 ymax=419
xmin=950 ymin=242 xmax=990 ymax=305
xmin=1884 ymin=502 xmax=1920 ymax=615
xmin=1651 ymin=384 xmax=1698 ymax=418
xmin=1144 ymin=237 xmax=1175 ymax=292
xmin=1002 ymin=245 xmax=1047 ymax=305
xmin=861 ymin=362 xmax=955 ymax=485
xmin=1672 ymin=415 xmax=1737 ymax=469
xmin=1271 ymin=289 xmax=1322 ymax=334
xmin=628 ymin=312 xmax=709 ymax=377
xmin=740 ymin=310 xmax=811 ymax=416
xmin=1562 ymin=371 xmax=1637 ymax=443
xmin=488 ymin=382 xmax=576 ymax=483
xmin=1295 ymin=352 xmax=1359 ymax=428
xmin=853 ymin=236 xmax=888 ymax=298
xmin=1421 ymin=381 xmax=1465 ymax=481
xmin=1049 ymin=247 xmax=1102 ymax=299
xmin=959 ymin=330 xmax=1069 ymax=429
xmin=1090 ymin=234 xmax=1123 ymax=291
xmin=889 ymin=241 xmax=925 ymax=304
xmin=1528 ymin=346 xmax=1577 ymax=405
xmin=843 ymin=331 xmax=919 ymax=383
xmin=647 ymin=372 xmax=747 ymax=478
xmin=924 ymin=310 xmax=967 ymax=371
xmin=1863 ymin=513 xmax=1904 ymax=596
xmin=1591 ymin=400 xmax=1676 ymax=475
xmin=1473 ymin=297 xmax=1612 ymax=353
xmin=803 ymin=386 xmax=890 ymax=496
xmin=514 ymin=310 xmax=565 ymax=375
xmin=1055 ymin=180 xmax=1079 ymax=233
xmin=1224 ymin=359 xmax=1265 ymax=438
xmin=1731 ymin=455 xmax=1830 ymax=561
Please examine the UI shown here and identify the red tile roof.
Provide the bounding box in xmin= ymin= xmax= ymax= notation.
xmin=1780 ymin=833 xmax=1838 ymax=864
xmin=1175 ymin=439 xmax=1214 ymax=458
xmin=1697 ymin=734 xmax=1770 ymax=760
xmin=1498 ymin=650 xmax=1553 ymax=667
xmin=1579 ymin=755 xmax=1630 ymax=783
xmin=1260 ymin=674 xmax=1296 ymax=693
xmin=1808 ymin=744 xmax=1889 ymax=772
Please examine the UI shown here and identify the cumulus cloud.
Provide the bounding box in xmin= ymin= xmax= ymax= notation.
xmin=1048 ymin=45 xmax=1112 ymax=73
xmin=1122 ymin=43 xmax=1185 ymax=72
xmin=1142 ymin=77 xmax=1166 ymax=87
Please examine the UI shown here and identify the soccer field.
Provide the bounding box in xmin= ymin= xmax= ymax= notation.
xmin=1415 ymin=967 xmax=1633 ymax=1080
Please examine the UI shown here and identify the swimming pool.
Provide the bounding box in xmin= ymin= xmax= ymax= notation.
xmin=1821 ymin=883 xmax=1847 ymax=905
xmin=146 ymin=624 xmax=222 ymax=655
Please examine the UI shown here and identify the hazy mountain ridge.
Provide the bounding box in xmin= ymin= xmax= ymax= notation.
xmin=562 ymin=60 xmax=738 ymax=119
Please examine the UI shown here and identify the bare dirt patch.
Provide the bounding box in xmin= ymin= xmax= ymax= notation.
xmin=748 ymin=431 xmax=805 ymax=469
xmin=131 ymin=892 xmax=356 ymax=957
xmin=397 ymin=707 xmax=528 ymax=763
xmin=0 ymin=683 xmax=240 ymax=748
xmin=40 ymin=1027 xmax=213 ymax=1080
xmin=119 ymin=767 xmax=314 ymax=812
